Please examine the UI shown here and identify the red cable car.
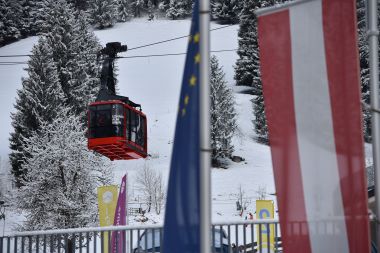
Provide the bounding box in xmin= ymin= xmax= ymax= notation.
xmin=88 ymin=42 xmax=148 ymax=160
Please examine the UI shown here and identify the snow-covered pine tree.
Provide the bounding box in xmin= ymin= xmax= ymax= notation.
xmin=9 ymin=37 xmax=65 ymax=187
xmin=234 ymin=0 xmax=260 ymax=89
xmin=67 ymin=12 xmax=102 ymax=115
xmin=158 ymin=0 xmax=170 ymax=13
xmin=16 ymin=110 xmax=113 ymax=230
xmin=41 ymin=0 xmax=101 ymax=114
xmin=253 ymin=0 xmax=285 ymax=143
xmin=150 ymin=0 xmax=159 ymax=6
xmin=0 ymin=0 xmax=21 ymax=46
xmin=212 ymin=0 xmax=240 ymax=24
xmin=166 ymin=0 xmax=192 ymax=20
xmin=234 ymin=0 xmax=264 ymax=140
xmin=252 ymin=94 xmax=268 ymax=142
xmin=20 ymin=0 xmax=88 ymax=38
xmin=356 ymin=0 xmax=380 ymax=143
xmin=89 ymin=0 xmax=117 ymax=29
xmin=116 ymin=0 xmax=132 ymax=22
xmin=357 ymin=0 xmax=370 ymax=142
xmin=235 ymin=0 xmax=281 ymax=142
xmin=130 ymin=0 xmax=144 ymax=17
xmin=10 ymin=0 xmax=101 ymax=185
xmin=18 ymin=0 xmax=43 ymax=37
xmin=147 ymin=0 xmax=155 ymax=20
xmin=67 ymin=0 xmax=89 ymax=11
xmin=210 ymin=56 xmax=237 ymax=166
xmin=185 ymin=0 xmax=193 ymax=11
xmin=235 ymin=0 xmax=282 ymax=89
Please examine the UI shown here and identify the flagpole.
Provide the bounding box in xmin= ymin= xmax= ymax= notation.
xmin=368 ymin=0 xmax=380 ymax=248
xmin=199 ymin=0 xmax=211 ymax=252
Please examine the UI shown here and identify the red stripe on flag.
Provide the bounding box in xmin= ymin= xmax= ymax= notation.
xmin=258 ymin=10 xmax=312 ymax=253
xmin=322 ymin=0 xmax=370 ymax=252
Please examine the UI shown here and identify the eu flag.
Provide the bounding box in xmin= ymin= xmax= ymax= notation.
xmin=162 ymin=1 xmax=201 ymax=252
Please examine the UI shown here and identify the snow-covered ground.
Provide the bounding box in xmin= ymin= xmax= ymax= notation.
xmin=0 ymin=18 xmax=276 ymax=233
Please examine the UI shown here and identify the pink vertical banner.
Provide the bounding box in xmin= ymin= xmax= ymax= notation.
xmin=111 ymin=174 xmax=127 ymax=253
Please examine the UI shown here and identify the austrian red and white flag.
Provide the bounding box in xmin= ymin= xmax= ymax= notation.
xmin=257 ymin=0 xmax=370 ymax=252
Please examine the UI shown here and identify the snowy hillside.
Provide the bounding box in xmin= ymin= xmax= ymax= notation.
xmin=0 ymin=18 xmax=276 ymax=231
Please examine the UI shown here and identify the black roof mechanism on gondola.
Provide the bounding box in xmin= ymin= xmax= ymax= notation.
xmin=96 ymin=42 xmax=140 ymax=107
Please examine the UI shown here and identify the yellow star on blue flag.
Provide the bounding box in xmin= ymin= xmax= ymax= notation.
xmin=162 ymin=1 xmax=201 ymax=252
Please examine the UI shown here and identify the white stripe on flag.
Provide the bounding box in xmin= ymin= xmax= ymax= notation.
xmin=289 ymin=1 xmax=349 ymax=252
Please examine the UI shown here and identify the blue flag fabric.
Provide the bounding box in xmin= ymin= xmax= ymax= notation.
xmin=162 ymin=1 xmax=201 ymax=253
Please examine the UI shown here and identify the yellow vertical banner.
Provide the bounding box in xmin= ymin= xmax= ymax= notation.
xmin=97 ymin=185 xmax=118 ymax=253
xmin=256 ymin=200 xmax=275 ymax=253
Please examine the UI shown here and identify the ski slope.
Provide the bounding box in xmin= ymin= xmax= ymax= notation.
xmin=0 ymin=18 xmax=276 ymax=232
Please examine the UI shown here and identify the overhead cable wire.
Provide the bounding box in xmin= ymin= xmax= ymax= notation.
xmin=0 ymin=24 xmax=237 ymax=58
xmin=117 ymin=48 xmax=237 ymax=59
xmin=127 ymin=24 xmax=236 ymax=51
xmin=0 ymin=48 xmax=237 ymax=66
xmin=0 ymin=61 xmax=28 ymax=64
xmin=0 ymin=54 xmax=31 ymax=58
xmin=0 ymin=62 xmax=28 ymax=66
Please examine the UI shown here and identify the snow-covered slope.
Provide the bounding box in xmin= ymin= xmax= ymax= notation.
xmin=0 ymin=18 xmax=276 ymax=231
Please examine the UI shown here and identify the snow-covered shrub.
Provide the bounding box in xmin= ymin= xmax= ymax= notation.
xmin=136 ymin=163 xmax=165 ymax=214
xmin=16 ymin=110 xmax=113 ymax=231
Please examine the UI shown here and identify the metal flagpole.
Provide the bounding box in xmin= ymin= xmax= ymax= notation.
xmin=368 ymin=0 xmax=380 ymax=249
xmin=199 ymin=0 xmax=211 ymax=252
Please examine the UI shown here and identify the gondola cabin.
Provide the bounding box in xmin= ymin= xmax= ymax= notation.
xmin=88 ymin=100 xmax=147 ymax=160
